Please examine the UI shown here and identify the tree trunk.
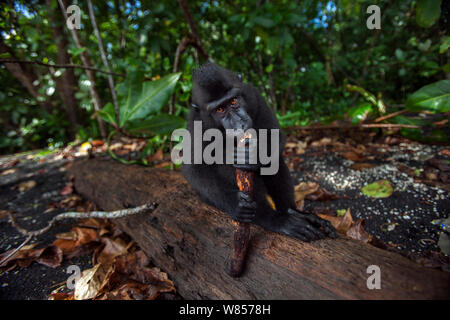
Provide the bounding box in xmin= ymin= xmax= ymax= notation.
xmin=57 ymin=0 xmax=107 ymax=138
xmin=68 ymin=158 xmax=450 ymax=300
xmin=0 ymin=39 xmax=53 ymax=112
xmin=49 ymin=0 xmax=80 ymax=138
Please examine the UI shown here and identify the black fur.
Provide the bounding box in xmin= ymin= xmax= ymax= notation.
xmin=182 ymin=62 xmax=337 ymax=241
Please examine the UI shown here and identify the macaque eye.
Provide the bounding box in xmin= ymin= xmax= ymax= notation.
xmin=230 ymin=97 xmax=238 ymax=105
xmin=216 ymin=106 xmax=225 ymax=113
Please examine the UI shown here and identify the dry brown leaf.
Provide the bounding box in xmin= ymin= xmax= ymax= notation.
xmin=60 ymin=182 xmax=73 ymax=195
xmin=90 ymin=140 xmax=105 ymax=147
xmin=305 ymin=188 xmax=342 ymax=201
xmin=74 ymin=264 xmax=109 ymax=300
xmin=109 ymin=143 xmax=123 ymax=151
xmin=52 ymin=227 xmax=99 ymax=257
xmin=0 ymin=210 xmax=11 ymax=219
xmin=78 ymin=218 xmax=106 ymax=229
xmin=36 ymin=246 xmax=63 ymax=268
xmin=146 ymin=148 xmax=164 ymax=162
xmin=0 ymin=159 xmax=19 ymax=169
xmin=428 ymin=158 xmax=450 ymax=172
xmin=340 ymin=151 xmax=365 ymax=162
xmin=49 ymin=292 xmax=74 ymax=300
xmin=56 ymin=230 xmax=78 ymax=241
xmin=59 ymin=195 xmax=82 ymax=208
xmin=94 ymin=237 xmax=129 ymax=266
xmin=96 ymin=251 xmax=175 ymax=300
xmin=349 ymin=163 xmax=376 ymax=170
xmin=154 ymin=161 xmax=171 ymax=168
xmin=318 ymin=208 xmax=353 ymax=234
xmin=1 ymin=168 xmax=17 ymax=176
xmin=312 ymin=207 xmax=335 ymax=216
xmin=16 ymin=180 xmax=37 ymax=192
xmin=310 ymin=137 xmax=332 ymax=147
xmin=346 ymin=219 xmax=372 ymax=243
xmin=0 ymin=245 xmax=62 ymax=269
xmin=52 ymin=239 xmax=78 ymax=255
xmin=74 ymin=227 xmax=99 ymax=245
xmin=294 ymin=182 xmax=319 ymax=203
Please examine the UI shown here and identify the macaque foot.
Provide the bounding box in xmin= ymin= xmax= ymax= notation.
xmin=278 ymin=208 xmax=338 ymax=241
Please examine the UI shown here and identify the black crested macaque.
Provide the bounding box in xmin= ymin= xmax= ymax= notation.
xmin=182 ymin=62 xmax=337 ymax=241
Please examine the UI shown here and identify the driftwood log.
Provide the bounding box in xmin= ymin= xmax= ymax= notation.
xmin=68 ymin=158 xmax=450 ymax=299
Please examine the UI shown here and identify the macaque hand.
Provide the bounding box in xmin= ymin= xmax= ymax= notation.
xmin=233 ymin=142 xmax=260 ymax=172
xmin=233 ymin=191 xmax=257 ymax=223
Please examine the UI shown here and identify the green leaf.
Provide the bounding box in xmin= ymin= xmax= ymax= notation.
xmin=361 ymin=180 xmax=393 ymax=198
xmin=129 ymin=73 xmax=181 ymax=122
xmin=265 ymin=64 xmax=274 ymax=73
xmin=347 ymin=103 xmax=372 ymax=124
xmin=117 ymin=70 xmax=144 ymax=127
xmin=395 ymin=48 xmax=405 ymax=61
xmin=68 ymin=47 xmax=87 ymax=57
xmin=127 ymin=114 xmax=186 ymax=135
xmin=116 ymin=71 xmax=181 ymax=127
xmin=253 ymin=16 xmax=275 ymax=28
xmin=406 ymin=80 xmax=450 ymax=112
xmin=416 ymin=0 xmax=442 ymax=28
xmin=98 ymin=102 xmax=117 ymax=126
xmin=440 ymin=37 xmax=450 ymax=54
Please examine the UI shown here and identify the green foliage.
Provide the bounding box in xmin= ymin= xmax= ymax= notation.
xmin=127 ymin=114 xmax=186 ymax=136
xmin=405 ymin=80 xmax=450 ymax=113
xmin=415 ymin=0 xmax=442 ymax=28
xmin=0 ymin=0 xmax=448 ymax=154
xmin=347 ymin=103 xmax=373 ymax=124
xmin=99 ymin=71 xmax=181 ymax=128
xmin=361 ymin=180 xmax=394 ymax=198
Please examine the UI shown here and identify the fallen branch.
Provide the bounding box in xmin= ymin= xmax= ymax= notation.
xmin=0 ymin=59 xmax=125 ymax=77
xmin=8 ymin=202 xmax=156 ymax=237
xmin=0 ymin=202 xmax=156 ymax=266
xmin=286 ymin=123 xmax=421 ymax=131
xmin=0 ymin=235 xmax=33 ymax=267
xmin=374 ymin=110 xmax=409 ymax=123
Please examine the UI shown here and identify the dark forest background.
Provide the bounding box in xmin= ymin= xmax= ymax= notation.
xmin=0 ymin=0 xmax=448 ymax=155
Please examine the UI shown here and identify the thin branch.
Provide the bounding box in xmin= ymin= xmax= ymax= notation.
xmin=0 ymin=235 xmax=33 ymax=266
xmin=0 ymin=59 xmax=125 ymax=77
xmin=87 ymin=0 xmax=121 ymax=125
xmin=374 ymin=109 xmax=408 ymax=123
xmin=286 ymin=123 xmax=422 ymax=131
xmin=0 ymin=202 xmax=156 ymax=266
xmin=8 ymin=203 xmax=157 ymax=237
xmin=177 ymin=0 xmax=208 ymax=60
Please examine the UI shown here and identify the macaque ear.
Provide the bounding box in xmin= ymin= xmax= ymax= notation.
xmin=191 ymin=103 xmax=199 ymax=110
xmin=237 ymin=73 xmax=242 ymax=81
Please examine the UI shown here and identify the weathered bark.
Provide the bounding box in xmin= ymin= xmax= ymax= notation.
xmin=69 ymin=158 xmax=450 ymax=300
